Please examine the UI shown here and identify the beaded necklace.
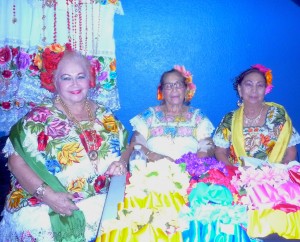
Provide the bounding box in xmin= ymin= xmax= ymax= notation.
xmin=57 ymin=97 xmax=99 ymax=163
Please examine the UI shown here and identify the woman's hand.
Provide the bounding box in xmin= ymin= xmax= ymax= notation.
xmin=43 ymin=188 xmax=79 ymax=216
xmin=105 ymin=160 xmax=128 ymax=176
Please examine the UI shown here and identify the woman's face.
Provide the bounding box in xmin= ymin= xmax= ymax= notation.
xmin=238 ymin=72 xmax=266 ymax=106
xmin=55 ymin=58 xmax=90 ymax=106
xmin=162 ymin=72 xmax=186 ymax=106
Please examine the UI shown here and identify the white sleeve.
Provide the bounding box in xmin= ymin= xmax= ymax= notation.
xmin=129 ymin=115 xmax=149 ymax=140
xmin=196 ymin=116 xmax=215 ymax=140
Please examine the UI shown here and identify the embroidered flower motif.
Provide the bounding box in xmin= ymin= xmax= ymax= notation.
xmin=46 ymin=118 xmax=71 ymax=138
xmin=94 ymin=175 xmax=109 ymax=193
xmin=8 ymin=189 xmax=24 ymax=209
xmin=79 ymin=130 xmax=103 ymax=153
xmin=28 ymin=106 xmax=52 ymax=123
xmin=0 ymin=46 xmax=12 ymax=64
xmin=46 ymin=159 xmax=62 ymax=175
xmin=37 ymin=131 xmax=49 ymax=151
xmin=57 ymin=142 xmax=84 ymax=165
xmin=103 ymin=115 xmax=118 ymax=133
xmin=68 ymin=178 xmax=86 ymax=193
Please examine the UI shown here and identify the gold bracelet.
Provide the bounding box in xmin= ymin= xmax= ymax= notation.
xmin=33 ymin=182 xmax=47 ymax=201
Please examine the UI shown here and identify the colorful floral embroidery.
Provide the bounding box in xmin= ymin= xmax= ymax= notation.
xmin=214 ymin=106 xmax=291 ymax=164
xmin=5 ymin=99 xmax=127 ymax=212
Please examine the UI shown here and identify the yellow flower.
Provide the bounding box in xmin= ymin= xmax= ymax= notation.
xmin=265 ymin=70 xmax=272 ymax=85
xmin=58 ymin=142 xmax=84 ymax=165
xmin=68 ymin=178 xmax=86 ymax=192
xmin=103 ymin=115 xmax=118 ymax=133
xmin=33 ymin=53 xmax=43 ymax=70
xmin=8 ymin=189 xmax=24 ymax=209
xmin=49 ymin=43 xmax=65 ymax=53
xmin=222 ymin=128 xmax=230 ymax=141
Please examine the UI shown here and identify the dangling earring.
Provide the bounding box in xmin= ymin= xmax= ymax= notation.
xmin=237 ymin=97 xmax=243 ymax=107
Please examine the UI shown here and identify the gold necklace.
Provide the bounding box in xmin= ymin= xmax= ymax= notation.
xmin=57 ymin=96 xmax=99 ymax=162
xmin=244 ymin=105 xmax=264 ymax=126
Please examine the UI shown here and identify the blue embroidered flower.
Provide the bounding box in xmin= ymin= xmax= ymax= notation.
xmin=46 ymin=159 xmax=62 ymax=175
xmin=110 ymin=138 xmax=120 ymax=155
xmin=165 ymin=126 xmax=177 ymax=137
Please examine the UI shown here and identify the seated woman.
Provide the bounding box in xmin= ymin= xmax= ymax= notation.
xmin=0 ymin=44 xmax=129 ymax=241
xmin=213 ymin=64 xmax=300 ymax=166
xmin=129 ymin=65 xmax=215 ymax=162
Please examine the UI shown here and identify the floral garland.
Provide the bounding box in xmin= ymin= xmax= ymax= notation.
xmin=251 ymin=64 xmax=273 ymax=94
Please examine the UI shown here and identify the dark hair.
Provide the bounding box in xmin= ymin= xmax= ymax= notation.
xmin=233 ymin=67 xmax=267 ymax=96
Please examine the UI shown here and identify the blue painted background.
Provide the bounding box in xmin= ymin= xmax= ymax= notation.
xmin=114 ymin=0 xmax=300 ymax=152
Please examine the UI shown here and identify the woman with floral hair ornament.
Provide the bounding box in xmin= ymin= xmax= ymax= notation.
xmin=213 ymin=64 xmax=300 ymax=166
xmin=128 ymin=65 xmax=215 ymax=162
xmin=0 ymin=43 xmax=130 ymax=241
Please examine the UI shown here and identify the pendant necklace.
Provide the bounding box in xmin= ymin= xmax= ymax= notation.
xmin=244 ymin=105 xmax=264 ymax=127
xmin=57 ymin=97 xmax=99 ymax=162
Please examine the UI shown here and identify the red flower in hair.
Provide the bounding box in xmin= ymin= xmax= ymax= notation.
xmin=40 ymin=72 xmax=56 ymax=93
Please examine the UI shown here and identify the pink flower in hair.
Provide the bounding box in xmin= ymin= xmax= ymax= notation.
xmin=251 ymin=64 xmax=273 ymax=94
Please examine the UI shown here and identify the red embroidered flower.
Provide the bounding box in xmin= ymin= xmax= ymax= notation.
xmin=2 ymin=70 xmax=12 ymax=79
xmin=11 ymin=47 xmax=19 ymax=57
xmin=79 ymin=130 xmax=103 ymax=152
xmin=0 ymin=46 xmax=12 ymax=64
xmin=94 ymin=175 xmax=107 ymax=193
xmin=37 ymin=131 xmax=49 ymax=151
xmin=28 ymin=196 xmax=40 ymax=205
xmin=1 ymin=101 xmax=11 ymax=110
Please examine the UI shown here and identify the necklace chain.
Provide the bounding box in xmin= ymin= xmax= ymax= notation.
xmin=57 ymin=97 xmax=99 ymax=165
xmin=244 ymin=105 xmax=264 ymax=126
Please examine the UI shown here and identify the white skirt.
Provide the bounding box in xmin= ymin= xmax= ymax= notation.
xmin=0 ymin=194 xmax=106 ymax=242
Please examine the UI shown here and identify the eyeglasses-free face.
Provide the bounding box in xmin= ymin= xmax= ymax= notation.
xmin=162 ymin=81 xmax=185 ymax=90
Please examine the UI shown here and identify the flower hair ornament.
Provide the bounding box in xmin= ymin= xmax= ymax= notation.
xmin=157 ymin=65 xmax=196 ymax=102
xmin=251 ymin=64 xmax=273 ymax=94
xmin=33 ymin=43 xmax=96 ymax=93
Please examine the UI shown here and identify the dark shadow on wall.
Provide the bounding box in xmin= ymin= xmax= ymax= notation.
xmin=292 ymin=0 xmax=300 ymax=6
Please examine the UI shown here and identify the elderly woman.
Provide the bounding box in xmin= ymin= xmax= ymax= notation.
xmin=0 ymin=44 xmax=129 ymax=241
xmin=213 ymin=64 xmax=300 ymax=166
xmin=129 ymin=65 xmax=215 ymax=162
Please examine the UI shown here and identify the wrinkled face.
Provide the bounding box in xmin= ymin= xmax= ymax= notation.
xmin=54 ymin=58 xmax=90 ymax=106
xmin=238 ymin=72 xmax=266 ymax=105
xmin=162 ymin=72 xmax=187 ymax=106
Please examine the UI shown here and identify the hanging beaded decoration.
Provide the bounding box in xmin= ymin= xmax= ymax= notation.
xmin=42 ymin=1 xmax=47 ymax=43
xmin=53 ymin=0 xmax=57 ymax=43
xmin=66 ymin=0 xmax=72 ymax=44
xmin=12 ymin=0 xmax=17 ymax=24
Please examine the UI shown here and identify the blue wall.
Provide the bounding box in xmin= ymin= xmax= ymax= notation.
xmin=114 ymin=0 xmax=300 ymax=150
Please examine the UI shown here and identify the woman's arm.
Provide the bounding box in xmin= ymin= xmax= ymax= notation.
xmin=282 ymin=146 xmax=298 ymax=164
xmin=129 ymin=131 xmax=173 ymax=162
xmin=214 ymin=146 xmax=232 ymax=166
xmin=197 ymin=137 xmax=215 ymax=158
xmin=8 ymin=154 xmax=79 ymax=216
